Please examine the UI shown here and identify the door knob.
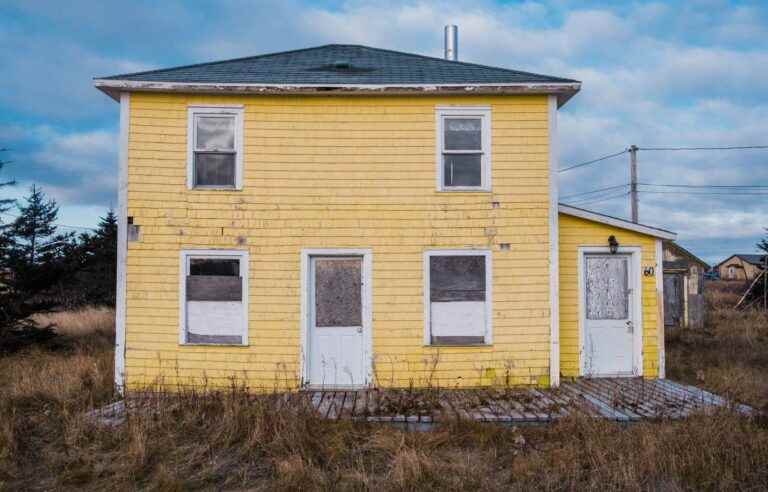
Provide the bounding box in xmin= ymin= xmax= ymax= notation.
xmin=356 ymin=326 xmax=363 ymax=334
xmin=626 ymin=321 xmax=634 ymax=333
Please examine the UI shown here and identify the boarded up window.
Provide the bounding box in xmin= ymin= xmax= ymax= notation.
xmin=314 ymin=258 xmax=362 ymax=327
xmin=428 ymin=254 xmax=487 ymax=345
xmin=193 ymin=114 xmax=236 ymax=187
xmin=585 ymin=256 xmax=629 ymax=320
xmin=185 ymin=256 xmax=245 ymax=344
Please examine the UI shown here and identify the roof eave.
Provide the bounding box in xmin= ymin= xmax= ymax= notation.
xmin=93 ymin=79 xmax=581 ymax=106
xmin=558 ymin=204 xmax=677 ymax=240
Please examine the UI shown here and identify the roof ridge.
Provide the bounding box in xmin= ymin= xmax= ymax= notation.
xmin=95 ymin=43 xmax=579 ymax=84
xmin=347 ymin=44 xmax=579 ymax=83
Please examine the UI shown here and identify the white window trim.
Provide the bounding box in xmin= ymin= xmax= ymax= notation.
xmin=179 ymin=249 xmax=249 ymax=346
xmin=186 ymin=105 xmax=244 ymax=190
xmin=435 ymin=106 xmax=492 ymax=192
xmin=423 ymin=249 xmax=493 ymax=346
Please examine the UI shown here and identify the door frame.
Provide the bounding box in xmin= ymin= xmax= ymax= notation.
xmin=577 ymin=246 xmax=643 ymax=377
xmin=299 ymin=248 xmax=373 ymax=388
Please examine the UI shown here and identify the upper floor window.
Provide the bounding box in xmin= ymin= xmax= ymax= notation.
xmin=187 ymin=106 xmax=243 ymax=189
xmin=436 ymin=107 xmax=491 ymax=191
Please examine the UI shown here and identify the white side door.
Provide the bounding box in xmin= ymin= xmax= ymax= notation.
xmin=308 ymin=256 xmax=366 ymax=388
xmin=583 ymin=254 xmax=635 ymax=376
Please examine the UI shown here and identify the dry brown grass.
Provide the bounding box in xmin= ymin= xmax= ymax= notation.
xmin=667 ymin=281 xmax=768 ymax=411
xmin=32 ymin=307 xmax=116 ymax=340
xmin=0 ymin=301 xmax=767 ymax=490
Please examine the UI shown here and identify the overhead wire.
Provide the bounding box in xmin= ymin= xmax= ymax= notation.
xmin=638 ymin=145 xmax=768 ymax=151
xmin=560 ymin=183 xmax=629 ymax=200
xmin=638 ymin=182 xmax=768 ymax=189
xmin=565 ymin=191 xmax=630 ymax=207
xmin=558 ymin=149 xmax=628 ymax=173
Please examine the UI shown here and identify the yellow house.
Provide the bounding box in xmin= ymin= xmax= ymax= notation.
xmin=94 ymin=42 xmax=675 ymax=392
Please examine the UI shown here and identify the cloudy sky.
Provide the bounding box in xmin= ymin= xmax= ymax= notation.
xmin=1 ymin=0 xmax=766 ymax=264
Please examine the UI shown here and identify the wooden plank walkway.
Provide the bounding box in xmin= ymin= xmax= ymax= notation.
xmin=298 ymin=378 xmax=755 ymax=424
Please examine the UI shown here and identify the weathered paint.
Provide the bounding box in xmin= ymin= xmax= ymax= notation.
xmin=559 ymin=214 xmax=661 ymax=379
xmin=124 ymin=93 xmax=554 ymax=390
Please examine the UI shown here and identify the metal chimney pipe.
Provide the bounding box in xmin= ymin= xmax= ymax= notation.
xmin=444 ymin=25 xmax=458 ymax=61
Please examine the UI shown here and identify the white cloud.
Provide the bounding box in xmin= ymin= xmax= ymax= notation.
xmin=1 ymin=126 xmax=118 ymax=208
xmin=32 ymin=128 xmax=116 ymax=175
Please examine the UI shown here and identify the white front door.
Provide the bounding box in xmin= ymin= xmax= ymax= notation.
xmin=308 ymin=256 xmax=366 ymax=388
xmin=582 ymin=254 xmax=636 ymax=376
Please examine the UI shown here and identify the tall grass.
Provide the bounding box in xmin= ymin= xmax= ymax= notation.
xmin=1 ymin=303 xmax=767 ymax=489
xmin=667 ymin=281 xmax=768 ymax=411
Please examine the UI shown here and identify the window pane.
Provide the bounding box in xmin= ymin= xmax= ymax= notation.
xmin=444 ymin=118 xmax=481 ymax=150
xmin=430 ymin=255 xmax=485 ymax=302
xmin=190 ymin=258 xmax=239 ymax=276
xmin=585 ymin=256 xmax=629 ymax=320
xmin=314 ymin=258 xmax=362 ymax=327
xmin=443 ymin=154 xmax=482 ymax=187
xmin=195 ymin=115 xmax=235 ymax=150
xmin=194 ymin=153 xmax=236 ymax=187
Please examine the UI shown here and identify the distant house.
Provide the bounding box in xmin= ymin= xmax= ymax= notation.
xmin=663 ymin=242 xmax=709 ymax=329
xmin=94 ymin=38 xmax=677 ymax=392
xmin=715 ymin=254 xmax=766 ymax=281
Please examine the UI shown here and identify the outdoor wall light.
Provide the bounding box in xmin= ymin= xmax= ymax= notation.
xmin=608 ymin=235 xmax=619 ymax=254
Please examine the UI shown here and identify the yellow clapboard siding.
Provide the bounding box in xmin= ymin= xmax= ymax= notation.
xmin=558 ymin=213 xmax=660 ymax=379
xmin=124 ymin=92 xmax=553 ymax=390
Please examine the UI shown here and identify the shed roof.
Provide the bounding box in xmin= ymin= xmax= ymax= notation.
xmin=558 ymin=204 xmax=677 ymax=240
xmin=94 ymin=44 xmax=580 ymax=105
xmin=663 ymin=241 xmax=710 ymax=270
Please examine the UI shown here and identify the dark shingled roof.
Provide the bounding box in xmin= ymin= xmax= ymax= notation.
xmin=735 ymin=254 xmax=767 ymax=266
xmin=97 ymin=44 xmax=579 ymax=86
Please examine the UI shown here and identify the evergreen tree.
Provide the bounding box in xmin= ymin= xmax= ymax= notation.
xmin=758 ymin=228 xmax=768 ymax=256
xmin=0 ymin=148 xmax=14 ymax=215
xmin=6 ymin=184 xmax=72 ymax=266
xmin=65 ymin=209 xmax=117 ymax=306
xmin=0 ymin=185 xmax=72 ymax=352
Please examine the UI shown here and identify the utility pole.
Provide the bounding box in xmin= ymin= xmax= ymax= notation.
xmin=763 ymin=255 xmax=767 ymax=311
xmin=629 ymin=145 xmax=639 ymax=223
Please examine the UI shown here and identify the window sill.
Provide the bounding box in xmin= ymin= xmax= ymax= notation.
xmin=424 ymin=343 xmax=492 ymax=348
xmin=179 ymin=343 xmax=249 ymax=348
xmin=189 ymin=186 xmax=241 ymax=191
xmin=436 ymin=188 xmax=492 ymax=193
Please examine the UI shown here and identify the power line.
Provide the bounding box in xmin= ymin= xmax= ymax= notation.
xmin=560 ymin=183 xmax=629 ymax=200
xmin=638 ymin=145 xmax=768 ymax=152
xmin=566 ymin=191 xmax=630 ymax=207
xmin=638 ymin=182 xmax=768 ymax=189
xmin=558 ymin=149 xmax=628 ymax=173
xmin=638 ymin=190 xmax=768 ymax=196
